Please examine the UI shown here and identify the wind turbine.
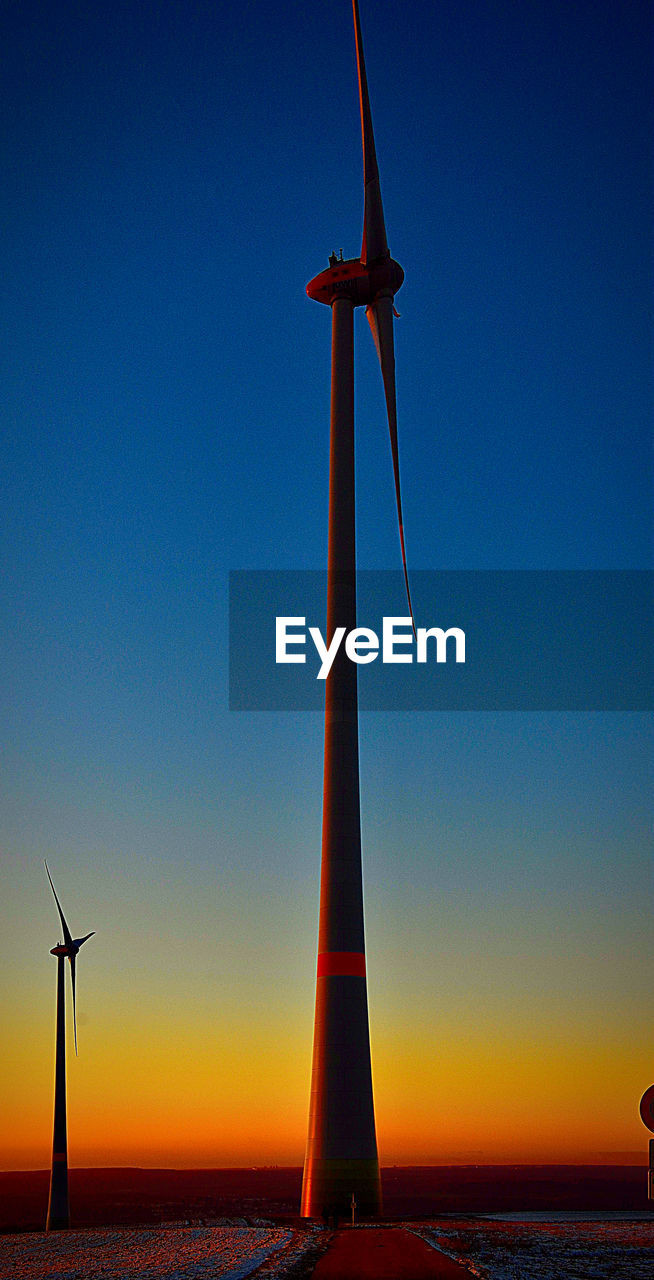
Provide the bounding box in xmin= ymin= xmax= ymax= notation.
xmin=44 ymin=861 xmax=94 ymax=1230
xmin=301 ymin=0 xmax=412 ymax=1220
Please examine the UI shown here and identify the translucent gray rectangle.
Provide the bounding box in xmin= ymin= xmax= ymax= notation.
xmin=229 ymin=571 xmax=652 ymax=711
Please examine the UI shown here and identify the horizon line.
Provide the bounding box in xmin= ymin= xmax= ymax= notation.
xmin=2 ymin=1156 xmax=648 ymax=1175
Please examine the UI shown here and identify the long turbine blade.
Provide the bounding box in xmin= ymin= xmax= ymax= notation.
xmin=366 ymin=293 xmax=415 ymax=633
xmin=70 ymin=954 xmax=78 ymax=1055
xmin=44 ymin=861 xmax=73 ymax=949
xmin=353 ymin=0 xmax=388 ymax=264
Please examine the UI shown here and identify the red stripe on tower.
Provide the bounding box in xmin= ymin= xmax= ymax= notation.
xmin=317 ymin=951 xmax=366 ymax=978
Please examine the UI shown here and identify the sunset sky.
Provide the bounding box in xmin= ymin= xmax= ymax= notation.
xmin=2 ymin=0 xmax=652 ymax=1170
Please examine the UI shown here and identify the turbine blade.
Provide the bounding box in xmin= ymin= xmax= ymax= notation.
xmin=366 ymin=293 xmax=416 ymax=633
xmin=353 ymin=0 xmax=388 ymax=264
xmin=73 ymin=932 xmax=95 ymax=949
xmin=44 ymin=861 xmax=74 ymax=950
xmin=70 ymin=954 xmax=78 ymax=1055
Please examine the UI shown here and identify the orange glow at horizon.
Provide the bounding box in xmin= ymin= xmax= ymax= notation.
xmin=3 ymin=988 xmax=650 ymax=1171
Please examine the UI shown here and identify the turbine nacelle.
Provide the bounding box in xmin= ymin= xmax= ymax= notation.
xmin=306 ymin=255 xmax=404 ymax=308
xmin=50 ymin=933 xmax=95 ymax=958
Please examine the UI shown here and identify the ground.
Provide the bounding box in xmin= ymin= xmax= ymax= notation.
xmin=1 ymin=1216 xmax=653 ymax=1279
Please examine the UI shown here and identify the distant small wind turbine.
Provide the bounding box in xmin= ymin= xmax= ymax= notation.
xmin=44 ymin=861 xmax=94 ymax=1231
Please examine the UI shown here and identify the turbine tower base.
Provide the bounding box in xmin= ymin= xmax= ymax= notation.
xmin=301 ymin=1157 xmax=381 ymax=1220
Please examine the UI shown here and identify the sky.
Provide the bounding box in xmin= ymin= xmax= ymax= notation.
xmin=1 ymin=0 xmax=652 ymax=1170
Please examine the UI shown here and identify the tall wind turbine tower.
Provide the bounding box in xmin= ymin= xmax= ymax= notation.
xmin=301 ymin=0 xmax=412 ymax=1220
xmin=45 ymin=862 xmax=94 ymax=1230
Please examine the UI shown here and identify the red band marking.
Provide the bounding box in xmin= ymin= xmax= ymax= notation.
xmin=317 ymin=951 xmax=366 ymax=978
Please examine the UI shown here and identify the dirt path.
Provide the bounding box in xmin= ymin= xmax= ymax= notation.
xmin=310 ymin=1227 xmax=470 ymax=1278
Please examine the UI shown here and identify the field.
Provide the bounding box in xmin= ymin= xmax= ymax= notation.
xmin=0 ymin=1224 xmax=321 ymax=1280
xmin=1 ymin=1217 xmax=654 ymax=1279
xmin=418 ymin=1216 xmax=654 ymax=1279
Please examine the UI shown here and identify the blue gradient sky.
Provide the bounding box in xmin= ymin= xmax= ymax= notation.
xmin=1 ymin=0 xmax=652 ymax=1167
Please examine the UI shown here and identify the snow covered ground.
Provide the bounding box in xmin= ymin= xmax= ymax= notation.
xmin=4 ymin=1217 xmax=654 ymax=1279
xmin=0 ymin=1224 xmax=320 ymax=1280
xmin=418 ymin=1215 xmax=654 ymax=1279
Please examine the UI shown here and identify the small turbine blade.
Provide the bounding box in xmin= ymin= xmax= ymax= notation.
xmin=353 ymin=0 xmax=388 ymax=265
xmin=73 ymin=932 xmax=95 ymax=948
xmin=366 ymin=293 xmax=416 ymax=634
xmin=70 ymin=954 xmax=78 ymax=1055
xmin=44 ymin=861 xmax=74 ymax=950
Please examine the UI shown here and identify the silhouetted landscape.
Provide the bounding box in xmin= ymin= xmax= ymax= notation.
xmin=0 ymin=1165 xmax=649 ymax=1234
